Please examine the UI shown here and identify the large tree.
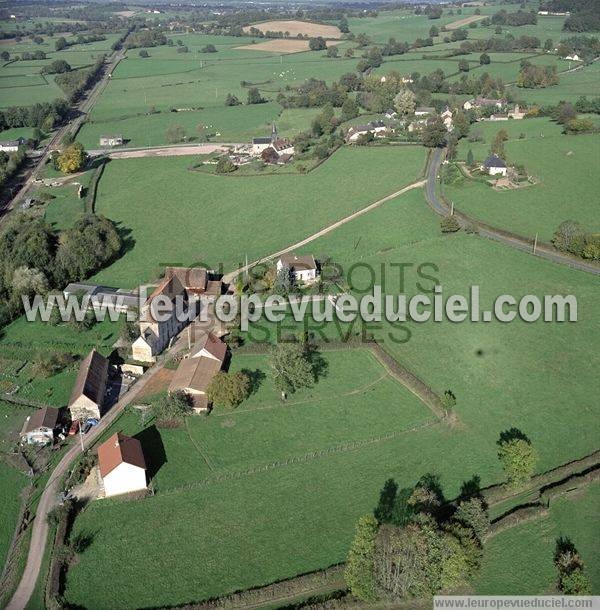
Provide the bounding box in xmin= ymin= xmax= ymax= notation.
xmin=421 ymin=116 xmax=447 ymax=148
xmin=151 ymin=392 xmax=192 ymax=426
xmin=393 ymin=88 xmax=416 ymax=116
xmin=56 ymin=142 xmax=86 ymax=174
xmin=497 ymin=434 xmax=537 ymax=486
xmin=345 ymin=515 xmax=379 ymax=601
xmin=269 ymin=341 xmax=313 ymax=395
xmin=206 ymin=371 xmax=250 ymax=409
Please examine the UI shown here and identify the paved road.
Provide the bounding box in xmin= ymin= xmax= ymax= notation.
xmin=425 ymin=148 xmax=600 ymax=276
xmin=5 ymin=362 xmax=164 ymax=610
xmin=0 ymin=49 xmax=124 ymax=221
xmin=224 ymin=179 xmax=426 ymax=283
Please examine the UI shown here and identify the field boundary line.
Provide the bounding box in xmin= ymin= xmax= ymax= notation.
xmin=185 ymin=419 xmax=217 ymax=472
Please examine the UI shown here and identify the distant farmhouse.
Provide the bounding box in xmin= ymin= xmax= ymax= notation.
xmin=251 ymin=125 xmax=295 ymax=163
xmin=346 ymin=121 xmax=387 ymax=143
xmin=69 ymin=350 xmax=109 ymax=421
xmin=99 ymin=135 xmax=123 ymax=147
xmin=277 ymin=253 xmax=319 ymax=283
xmin=97 ymin=432 xmax=147 ymax=497
xmin=414 ymin=106 xmax=435 ymax=117
xmin=482 ymin=154 xmax=508 ymax=176
xmin=169 ymin=332 xmax=227 ymax=412
xmin=0 ymin=138 xmax=25 ymax=153
xmin=20 ymin=407 xmax=60 ymax=446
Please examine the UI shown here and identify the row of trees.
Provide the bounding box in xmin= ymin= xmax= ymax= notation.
xmin=0 ymin=98 xmax=69 ymax=131
xmin=55 ymin=55 xmax=106 ymax=102
xmin=552 ymin=221 xmax=600 ymax=260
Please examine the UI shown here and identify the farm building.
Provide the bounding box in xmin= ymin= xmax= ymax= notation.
xmin=346 ymin=121 xmax=387 ymax=143
xmin=441 ymin=107 xmax=454 ymax=131
xmin=482 ymin=155 xmax=508 ymax=176
xmin=271 ymin=138 xmax=294 ymax=156
xmin=169 ymin=355 xmax=224 ymax=413
xmin=488 ymin=114 xmax=509 ymax=122
xmin=20 ymin=407 xmax=60 ymax=446
xmin=414 ymin=107 xmax=435 ymax=117
xmin=508 ymin=104 xmax=526 ymax=120
xmin=384 ymin=109 xmax=397 ymax=119
xmin=277 ymin=253 xmax=319 ymax=283
xmin=252 ymin=124 xmax=279 ymax=155
xmin=99 ymin=135 xmax=123 ymax=147
xmin=463 ymin=97 xmax=506 ymax=111
xmin=164 ymin=266 xmax=223 ymax=301
xmin=0 ymin=138 xmax=25 ymax=152
xmin=565 ymin=54 xmax=581 ymax=61
xmin=63 ymin=282 xmax=139 ymax=312
xmin=69 ymin=350 xmax=109 ymax=421
xmin=97 ymin=432 xmax=147 ymax=498
xmin=133 ymin=275 xmax=189 ymax=363
xmin=190 ymin=332 xmax=228 ymax=361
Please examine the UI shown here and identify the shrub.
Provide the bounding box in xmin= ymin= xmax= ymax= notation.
xmin=441 ymin=216 xmax=461 ymax=233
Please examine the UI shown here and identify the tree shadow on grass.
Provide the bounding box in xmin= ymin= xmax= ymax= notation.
xmin=240 ymin=368 xmax=266 ymax=396
xmin=134 ymin=425 xmax=166 ymax=482
xmin=498 ymin=427 xmax=530 ymax=445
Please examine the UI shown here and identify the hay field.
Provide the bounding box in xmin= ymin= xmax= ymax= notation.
xmin=243 ymin=20 xmax=342 ymax=39
xmin=446 ymin=15 xmax=486 ymax=29
xmin=236 ymin=38 xmax=342 ymax=54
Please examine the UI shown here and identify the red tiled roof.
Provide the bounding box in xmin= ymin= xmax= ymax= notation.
xmin=98 ymin=432 xmax=146 ymax=478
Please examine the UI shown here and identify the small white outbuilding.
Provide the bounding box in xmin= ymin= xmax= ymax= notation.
xmin=98 ymin=432 xmax=147 ymax=498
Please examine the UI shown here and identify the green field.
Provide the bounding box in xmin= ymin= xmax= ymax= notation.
xmin=0 ymin=33 xmax=121 ymax=108
xmin=91 ymin=145 xmax=428 ymax=287
xmin=449 ymin=118 xmax=600 ymax=241
xmin=477 ymin=481 xmax=600 ymax=593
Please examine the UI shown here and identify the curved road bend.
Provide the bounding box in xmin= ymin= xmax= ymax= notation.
xmin=425 ymin=148 xmax=600 ymax=276
xmin=5 ymin=361 xmax=165 ymax=610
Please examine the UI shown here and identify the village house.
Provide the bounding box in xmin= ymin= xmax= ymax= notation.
xmin=463 ymin=98 xmax=506 ymax=111
xmin=414 ymin=107 xmax=435 ymax=117
xmin=271 ymin=138 xmax=295 ymax=156
xmin=488 ymin=113 xmax=509 ymax=122
xmin=20 ymin=407 xmax=60 ymax=446
xmin=0 ymin=138 xmax=25 ymax=153
xmin=565 ymin=54 xmax=581 ymax=61
xmin=97 ymin=432 xmax=147 ymax=498
xmin=482 ymin=154 xmax=508 ymax=176
xmin=276 ymin=253 xmax=319 ymax=283
xmin=63 ymin=282 xmax=139 ymax=313
xmin=169 ymin=333 xmax=227 ymax=412
xmin=408 ymin=116 xmax=437 ymax=133
xmin=164 ymin=266 xmax=223 ymax=302
xmin=441 ymin=107 xmax=454 ymax=131
xmin=132 ymin=275 xmax=189 ymax=363
xmin=99 ymin=135 xmax=123 ymax=147
xmin=345 ymin=121 xmax=387 ymax=143
xmin=508 ymin=104 xmax=526 ymax=120
xmin=384 ymin=108 xmax=397 ymax=119
xmin=69 ymin=350 xmax=109 ymax=421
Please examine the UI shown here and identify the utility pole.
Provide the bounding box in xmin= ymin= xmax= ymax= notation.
xmin=533 ymin=232 xmax=538 ymax=255
xmin=78 ymin=419 xmax=84 ymax=452
xmin=450 ymin=201 xmax=454 ymax=216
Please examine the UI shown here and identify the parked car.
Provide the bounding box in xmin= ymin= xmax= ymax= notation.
xmin=85 ymin=418 xmax=99 ymax=427
xmin=81 ymin=422 xmax=93 ymax=435
xmin=68 ymin=420 xmax=79 ymax=436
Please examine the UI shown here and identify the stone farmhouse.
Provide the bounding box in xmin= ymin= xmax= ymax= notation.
xmin=68 ymin=350 xmax=109 ymax=421
xmin=414 ymin=106 xmax=435 ymax=117
xmin=441 ymin=107 xmax=454 ymax=132
xmin=97 ymin=432 xmax=147 ymax=497
xmin=482 ymin=154 xmax=508 ymax=176
xmin=99 ymin=135 xmax=123 ymax=147
xmin=277 ymin=253 xmax=319 ymax=283
xmin=169 ymin=332 xmax=227 ymax=412
xmin=20 ymin=407 xmax=60 ymax=446
xmin=463 ymin=98 xmax=506 ymax=111
xmin=132 ymin=267 xmax=224 ymax=363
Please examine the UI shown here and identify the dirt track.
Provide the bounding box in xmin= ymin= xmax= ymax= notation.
xmin=445 ymin=15 xmax=486 ymax=29
xmin=102 ymin=144 xmax=230 ymax=159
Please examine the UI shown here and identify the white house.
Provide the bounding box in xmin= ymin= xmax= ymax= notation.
xmin=277 ymin=253 xmax=318 ymax=283
xmin=565 ymin=54 xmax=581 ymax=61
xmin=271 ymin=138 xmax=295 ymax=156
xmin=463 ymin=97 xmax=506 ymax=111
xmin=99 ymin=135 xmax=123 ymax=147
xmin=0 ymin=138 xmax=25 ymax=153
xmin=20 ymin=407 xmax=60 ymax=446
xmin=98 ymin=433 xmax=147 ymax=498
xmin=441 ymin=107 xmax=453 ymax=131
xmin=68 ymin=350 xmax=109 ymax=421
xmin=384 ymin=108 xmax=397 ymax=119
xmin=482 ymin=154 xmax=508 ymax=176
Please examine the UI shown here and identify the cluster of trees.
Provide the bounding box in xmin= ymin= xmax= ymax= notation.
xmin=516 ymin=64 xmax=558 ymax=89
xmin=55 ymin=55 xmax=106 ymax=102
xmin=269 ymin=338 xmax=322 ymax=397
xmin=542 ymin=0 xmax=600 ymax=32
xmin=308 ymin=37 xmax=327 ymax=51
xmin=491 ymin=10 xmax=537 ymax=27
xmin=41 ymin=59 xmax=71 ymax=75
xmin=124 ymin=29 xmax=167 ymax=49
xmin=151 ymin=392 xmax=192 ymax=427
xmin=0 ymin=213 xmax=122 ymax=329
xmin=455 ymin=34 xmax=544 ymax=54
xmin=552 ymin=220 xmax=600 ymax=260
xmin=345 ymin=475 xmax=488 ymax=602
xmin=278 ymin=78 xmax=347 ymax=108
xmin=554 ymin=538 xmax=592 ymax=594
xmin=0 ymin=146 xmax=28 ymax=191
xmin=19 ymin=50 xmax=46 ymax=61
xmin=546 ymin=100 xmax=596 ymax=134
xmin=0 ymin=99 xmax=69 ymax=131
xmin=557 ymin=35 xmax=600 ymax=61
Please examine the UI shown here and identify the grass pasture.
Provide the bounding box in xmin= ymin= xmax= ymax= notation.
xmin=63 ymin=348 xmax=440 ymax=608
xmin=450 ymin=118 xmax=600 ymax=240
xmin=91 ymin=145 xmax=428 ymax=287
xmin=242 ymin=20 xmax=342 ymax=39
